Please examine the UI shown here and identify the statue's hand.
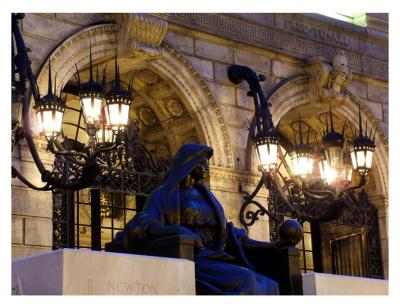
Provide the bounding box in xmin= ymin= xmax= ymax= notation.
xmin=176 ymin=226 xmax=204 ymax=251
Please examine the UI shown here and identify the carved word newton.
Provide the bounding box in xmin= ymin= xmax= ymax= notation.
xmin=107 ymin=280 xmax=158 ymax=294
xmin=87 ymin=278 xmax=158 ymax=294
xmin=284 ymin=19 xmax=349 ymax=47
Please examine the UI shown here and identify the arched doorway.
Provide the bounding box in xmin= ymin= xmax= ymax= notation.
xmin=32 ymin=22 xmax=234 ymax=250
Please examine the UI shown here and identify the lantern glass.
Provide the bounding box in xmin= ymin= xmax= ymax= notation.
xmin=36 ymin=109 xmax=63 ymax=137
xmin=344 ymin=164 xmax=353 ymax=182
xmin=350 ymin=151 xmax=357 ymax=169
xmin=326 ymin=146 xmax=343 ymax=170
xmin=107 ymin=102 xmax=130 ymax=128
xmin=81 ymin=96 xmax=103 ymax=125
xmin=318 ymin=160 xmax=326 ymax=179
xmin=366 ymin=150 xmax=373 ymax=169
xmin=255 ymin=141 xmax=278 ymax=171
xmin=96 ymin=128 xmax=114 ymax=143
xmin=356 ymin=150 xmax=366 ymax=168
xmin=291 ymin=153 xmax=313 ymax=178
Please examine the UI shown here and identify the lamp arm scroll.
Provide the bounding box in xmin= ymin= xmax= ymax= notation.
xmin=12 ymin=14 xmax=53 ymax=181
xmin=49 ymin=139 xmax=88 ymax=165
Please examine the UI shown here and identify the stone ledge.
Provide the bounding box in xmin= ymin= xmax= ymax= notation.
xmin=302 ymin=272 xmax=388 ymax=295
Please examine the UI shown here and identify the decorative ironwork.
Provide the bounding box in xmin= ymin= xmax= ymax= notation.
xmin=51 ymin=120 xmax=172 ymax=250
xmin=52 ymin=190 xmax=68 ymax=250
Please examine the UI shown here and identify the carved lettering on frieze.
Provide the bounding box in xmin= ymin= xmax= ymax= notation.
xmin=284 ymin=19 xmax=349 ymax=47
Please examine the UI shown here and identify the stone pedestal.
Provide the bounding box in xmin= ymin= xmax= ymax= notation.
xmin=12 ymin=249 xmax=195 ymax=295
xmin=302 ymin=272 xmax=388 ymax=295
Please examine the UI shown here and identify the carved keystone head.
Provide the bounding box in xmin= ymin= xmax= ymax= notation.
xmin=332 ymin=50 xmax=349 ymax=75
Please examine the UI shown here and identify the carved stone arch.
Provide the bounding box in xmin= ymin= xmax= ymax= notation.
xmin=246 ymin=75 xmax=388 ymax=199
xmin=33 ymin=23 xmax=234 ymax=169
xmin=149 ymin=43 xmax=234 ymax=168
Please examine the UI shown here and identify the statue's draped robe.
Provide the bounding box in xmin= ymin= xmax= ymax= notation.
xmin=125 ymin=144 xmax=279 ymax=295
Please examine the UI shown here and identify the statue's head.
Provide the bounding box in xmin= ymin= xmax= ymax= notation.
xmin=162 ymin=143 xmax=213 ymax=190
xmin=190 ymin=159 xmax=209 ymax=182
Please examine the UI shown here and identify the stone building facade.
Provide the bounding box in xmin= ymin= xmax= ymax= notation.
xmin=12 ymin=13 xmax=388 ymax=278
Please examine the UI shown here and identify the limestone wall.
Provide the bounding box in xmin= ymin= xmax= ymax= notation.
xmin=12 ymin=141 xmax=54 ymax=259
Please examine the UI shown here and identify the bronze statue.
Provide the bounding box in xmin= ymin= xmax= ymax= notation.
xmin=115 ymin=144 xmax=299 ymax=295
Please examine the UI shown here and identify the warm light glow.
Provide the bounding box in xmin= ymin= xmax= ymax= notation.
xmin=366 ymin=150 xmax=373 ymax=168
xmin=36 ymin=110 xmax=63 ymax=137
xmin=350 ymin=146 xmax=374 ymax=177
xmin=107 ymin=103 xmax=130 ymax=128
xmin=350 ymin=151 xmax=357 ymax=169
xmin=256 ymin=143 xmax=278 ymax=171
xmin=356 ymin=150 xmax=365 ymax=167
xmin=96 ymin=128 xmax=114 ymax=143
xmin=81 ymin=97 xmax=102 ymax=125
xmin=291 ymin=153 xmax=313 ymax=177
xmin=319 ymin=158 xmax=352 ymax=185
xmin=325 ymin=167 xmax=337 ymax=185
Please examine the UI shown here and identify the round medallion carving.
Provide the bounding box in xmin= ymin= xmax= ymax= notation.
xmin=166 ymin=98 xmax=184 ymax=117
xmin=138 ymin=107 xmax=157 ymax=126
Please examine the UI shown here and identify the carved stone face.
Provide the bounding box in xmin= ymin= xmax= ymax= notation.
xmin=334 ymin=71 xmax=347 ymax=84
xmin=191 ymin=160 xmax=209 ymax=181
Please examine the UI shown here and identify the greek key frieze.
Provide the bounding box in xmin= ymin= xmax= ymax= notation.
xmin=160 ymin=13 xmax=387 ymax=80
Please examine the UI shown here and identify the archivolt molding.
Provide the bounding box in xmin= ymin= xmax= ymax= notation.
xmin=266 ymin=75 xmax=388 ymax=198
xmin=155 ymin=43 xmax=234 ymax=168
xmin=35 ymin=24 xmax=117 ymax=104
xmin=32 ymin=22 xmax=234 ymax=169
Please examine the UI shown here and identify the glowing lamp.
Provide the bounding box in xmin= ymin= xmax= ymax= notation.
xmin=105 ymin=57 xmax=133 ymax=130
xmin=254 ymin=136 xmax=279 ymax=172
xmin=290 ymin=147 xmax=314 ymax=178
xmin=34 ymin=61 xmax=65 ymax=138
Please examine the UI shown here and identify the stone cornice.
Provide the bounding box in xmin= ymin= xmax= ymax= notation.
xmin=155 ymin=13 xmax=387 ymax=81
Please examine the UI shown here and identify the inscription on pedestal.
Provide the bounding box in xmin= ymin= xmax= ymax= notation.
xmin=87 ymin=278 xmax=158 ymax=295
xmin=12 ymin=249 xmax=196 ymax=295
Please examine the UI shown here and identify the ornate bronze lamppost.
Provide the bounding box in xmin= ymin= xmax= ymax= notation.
xmin=228 ymin=64 xmax=376 ymax=227
xmin=11 ymin=13 xmax=134 ymax=191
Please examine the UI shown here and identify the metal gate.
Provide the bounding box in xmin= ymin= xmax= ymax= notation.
xmin=331 ymin=230 xmax=367 ymax=277
xmin=52 ymin=124 xmax=171 ymax=250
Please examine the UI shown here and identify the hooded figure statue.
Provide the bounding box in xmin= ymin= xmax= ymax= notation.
xmin=123 ymin=143 xmax=280 ymax=295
